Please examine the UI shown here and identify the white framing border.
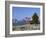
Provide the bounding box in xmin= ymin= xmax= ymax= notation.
xmin=10 ymin=4 xmax=43 ymax=34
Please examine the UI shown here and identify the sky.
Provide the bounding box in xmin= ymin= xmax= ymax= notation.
xmin=12 ymin=7 xmax=40 ymax=20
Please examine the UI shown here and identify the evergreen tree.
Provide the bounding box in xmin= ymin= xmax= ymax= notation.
xmin=32 ymin=13 xmax=39 ymax=24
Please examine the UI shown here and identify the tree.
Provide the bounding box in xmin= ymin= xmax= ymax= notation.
xmin=12 ymin=18 xmax=18 ymax=26
xmin=32 ymin=13 xmax=39 ymax=24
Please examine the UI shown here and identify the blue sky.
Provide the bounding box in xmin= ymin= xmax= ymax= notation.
xmin=12 ymin=7 xmax=40 ymax=20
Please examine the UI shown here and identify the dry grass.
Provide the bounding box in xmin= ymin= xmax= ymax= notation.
xmin=12 ymin=24 xmax=40 ymax=31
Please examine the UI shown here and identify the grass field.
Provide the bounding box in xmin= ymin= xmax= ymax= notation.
xmin=12 ymin=24 xmax=40 ymax=31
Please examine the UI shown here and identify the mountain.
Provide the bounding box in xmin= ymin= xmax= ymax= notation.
xmin=12 ymin=17 xmax=32 ymax=26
